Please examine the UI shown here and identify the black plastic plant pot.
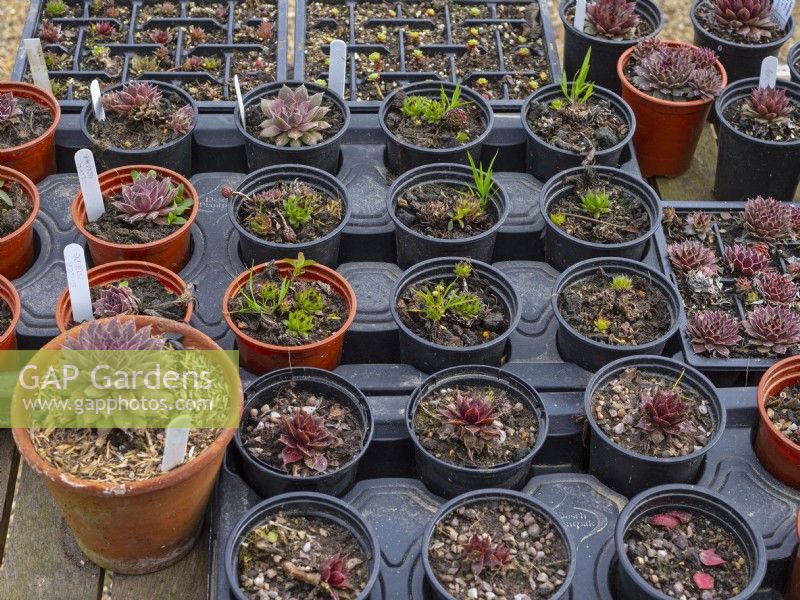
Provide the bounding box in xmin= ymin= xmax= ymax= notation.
xmin=552 ymin=257 xmax=682 ymax=372
xmin=422 ymin=489 xmax=576 ymax=600
xmin=234 ymin=80 xmax=350 ymax=175
xmin=379 ymin=81 xmax=494 ymax=175
xmin=406 ymin=365 xmax=549 ymax=499
xmin=391 ymin=257 xmax=521 ymax=374
xmin=521 ymin=84 xmax=636 ymax=182
xmin=233 ymin=367 xmax=374 ymax=498
xmin=230 ymin=164 xmax=351 ymax=268
xmin=80 ymin=80 xmax=197 ymax=177
xmin=714 ymin=77 xmax=800 ymax=202
xmin=540 ymin=166 xmax=662 ymax=271
xmin=614 ymin=484 xmax=767 ymax=600
xmin=387 ymin=163 xmax=510 ymax=269
xmin=791 ymin=41 xmax=800 ymax=84
xmin=584 ymin=356 xmax=726 ymax=498
xmin=560 ymin=0 xmax=664 ymax=94
xmin=690 ymin=0 xmax=795 ymax=83
xmin=224 ymin=492 xmax=381 ymax=600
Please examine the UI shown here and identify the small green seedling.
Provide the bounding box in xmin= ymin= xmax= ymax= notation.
xmin=560 ymin=48 xmax=594 ymax=104
xmin=581 ymin=188 xmax=610 ymax=219
xmin=610 ymin=275 xmax=633 ymax=290
xmin=594 ymin=317 xmax=610 ymax=332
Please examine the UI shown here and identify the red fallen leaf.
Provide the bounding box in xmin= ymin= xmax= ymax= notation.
xmin=693 ymin=571 xmax=714 ymax=590
xmin=668 ymin=511 xmax=692 ymax=524
xmin=700 ymin=548 xmax=726 ymax=567
xmin=646 ymin=512 xmax=683 ymax=529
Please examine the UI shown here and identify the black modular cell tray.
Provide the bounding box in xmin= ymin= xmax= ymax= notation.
xmin=294 ymin=0 xmax=562 ymax=112
xmin=654 ymin=200 xmax=800 ymax=387
xmin=211 ymin=381 xmax=798 ymax=599
xmin=11 ymin=0 xmax=289 ymax=112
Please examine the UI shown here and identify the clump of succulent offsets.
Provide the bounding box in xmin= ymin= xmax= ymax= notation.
xmin=258 ymin=84 xmax=331 ymax=147
xmin=400 ymin=82 xmax=473 ymax=144
xmin=112 ymin=169 xmax=194 ymax=226
xmin=687 ymin=310 xmax=743 ymax=358
xmin=629 ymin=39 xmax=723 ymax=101
xmin=584 ymin=0 xmax=641 ymax=40
xmin=711 ymin=0 xmax=778 ymax=41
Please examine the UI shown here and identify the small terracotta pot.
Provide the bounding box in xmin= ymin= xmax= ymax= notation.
xmin=617 ymin=41 xmax=727 ymax=178
xmin=222 ymin=261 xmax=357 ymax=374
xmin=755 ymin=355 xmax=800 ymax=490
xmin=0 ymin=82 xmax=60 ymax=183
xmin=788 ymin=512 xmax=800 ymax=600
xmin=0 ymin=275 xmax=21 ymax=350
xmin=11 ymin=316 xmax=242 ymax=574
xmin=0 ymin=165 xmax=39 ymax=279
xmin=71 ymin=165 xmax=198 ymax=272
xmin=55 ymin=260 xmax=194 ymax=332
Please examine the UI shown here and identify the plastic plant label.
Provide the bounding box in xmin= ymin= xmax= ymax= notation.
xmin=161 ymin=415 xmax=191 ymax=472
xmin=328 ymin=39 xmax=347 ymax=98
xmin=63 ymin=244 xmax=93 ymax=324
xmin=759 ymin=56 xmax=778 ymax=89
xmin=772 ymin=0 xmax=794 ymax=29
xmin=23 ymin=38 xmax=51 ymax=92
xmin=234 ymin=75 xmax=246 ymax=128
xmin=574 ymin=0 xmax=587 ymax=31
xmin=90 ymin=80 xmax=106 ymax=121
xmin=74 ymin=149 xmax=105 ymax=222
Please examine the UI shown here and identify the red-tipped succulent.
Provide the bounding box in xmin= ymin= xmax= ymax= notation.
xmin=279 ymin=410 xmax=333 ymax=472
xmin=438 ymin=391 xmax=505 ymax=458
xmin=92 ymin=284 xmax=142 ymax=318
xmin=62 ymin=317 xmax=165 ymax=350
xmin=712 ymin=0 xmax=777 ymax=41
xmin=319 ymin=553 xmax=352 ymax=598
xmin=463 ymin=534 xmax=513 ymax=576
xmin=745 ymin=87 xmax=794 ymax=122
xmin=584 ymin=0 xmax=641 ymax=39
xmin=631 ymin=40 xmax=722 ymax=101
xmin=636 ymin=387 xmax=694 ymax=435
xmin=667 ymin=240 xmax=719 ymax=274
xmin=112 ymin=171 xmax=180 ymax=224
xmin=743 ymin=196 xmax=793 ymax=241
xmin=723 ymin=243 xmax=771 ymax=276
xmin=90 ymin=21 xmax=117 ymax=38
xmin=755 ymin=272 xmax=798 ymax=304
xmin=684 ymin=211 xmax=714 ymax=237
xmin=148 ymin=28 xmax=173 ymax=45
xmin=102 ymin=81 xmax=163 ymax=122
xmin=169 ymin=104 xmax=195 ymax=135
xmin=742 ymin=305 xmax=800 ymax=355
xmin=38 ymin=20 xmax=63 ymax=44
xmin=686 ymin=310 xmax=742 ymax=357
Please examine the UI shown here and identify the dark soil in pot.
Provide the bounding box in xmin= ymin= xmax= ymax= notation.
xmin=396 ymin=262 xmax=510 ymax=348
xmin=764 ymin=382 xmax=800 ymax=445
xmin=557 ymin=271 xmax=672 ymax=346
xmin=624 ymin=509 xmax=750 ymax=597
xmin=0 ymin=95 xmax=53 ymax=149
xmin=236 ymin=512 xmax=369 ymax=599
xmin=0 ymin=179 xmax=33 ymax=237
xmin=590 ymin=366 xmax=716 ymax=458
xmin=240 ymin=382 xmax=365 ymax=476
xmin=0 ymin=297 xmax=10 ymax=337
xmin=226 ymin=260 xmax=348 ymax=346
xmin=412 ymin=382 xmax=538 ymax=469
xmin=427 ymin=498 xmax=570 ymax=599
xmin=232 ymin=179 xmax=345 ymax=244
xmin=693 ymin=0 xmax=788 ymax=45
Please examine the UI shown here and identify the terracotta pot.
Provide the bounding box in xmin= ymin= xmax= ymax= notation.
xmin=72 ymin=165 xmax=199 ymax=272
xmin=788 ymin=512 xmax=800 ymax=600
xmin=0 ymin=275 xmax=21 ymax=350
xmin=617 ymin=41 xmax=727 ymax=178
xmin=222 ymin=261 xmax=357 ymax=374
xmin=0 ymin=165 xmax=39 ymax=279
xmin=0 ymin=82 xmax=60 ymax=183
xmin=11 ymin=316 xmax=242 ymax=574
xmin=755 ymin=355 xmax=800 ymax=490
xmin=55 ymin=260 xmax=194 ymax=332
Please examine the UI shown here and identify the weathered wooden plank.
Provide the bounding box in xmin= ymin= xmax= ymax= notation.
xmin=653 ymin=122 xmax=719 ymax=201
xmin=111 ymin=515 xmax=211 ymax=600
xmin=0 ymin=461 xmax=104 ymax=600
xmin=0 ymin=430 xmax=20 ymax=561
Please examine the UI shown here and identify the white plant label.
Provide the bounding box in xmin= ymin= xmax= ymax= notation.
xmin=23 ymin=38 xmax=51 ymax=92
xmin=574 ymin=0 xmax=587 ymax=31
xmin=773 ymin=0 xmax=794 ymax=29
xmin=759 ymin=56 xmax=779 ymax=89
xmin=161 ymin=415 xmax=191 ymax=472
xmin=63 ymin=244 xmax=93 ymax=324
xmin=90 ymin=80 xmax=105 ymax=121
xmin=74 ymin=149 xmax=105 ymax=222
xmin=328 ymin=39 xmax=347 ymax=98
xmin=234 ymin=74 xmax=246 ymax=128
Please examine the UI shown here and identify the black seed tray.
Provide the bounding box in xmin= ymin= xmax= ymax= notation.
xmin=293 ymin=0 xmax=561 ymax=111
xmin=11 ymin=0 xmax=288 ymax=112
xmin=654 ymin=200 xmax=800 ymax=387
xmin=211 ymin=383 xmax=799 ymax=599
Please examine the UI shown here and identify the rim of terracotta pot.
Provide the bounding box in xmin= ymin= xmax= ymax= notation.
xmin=0 ymin=165 xmax=40 ymax=243
xmin=757 ymin=355 xmax=800 ymax=453
xmin=0 ymin=81 xmax=61 ymax=156
xmin=11 ymin=315 xmax=242 ymax=497
xmin=617 ymin=39 xmax=728 ymax=108
xmin=71 ymin=164 xmax=199 ymax=253
xmin=55 ymin=260 xmax=194 ymax=332
xmin=0 ymin=274 xmax=21 ymax=347
xmin=222 ymin=260 xmax=357 ymax=353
